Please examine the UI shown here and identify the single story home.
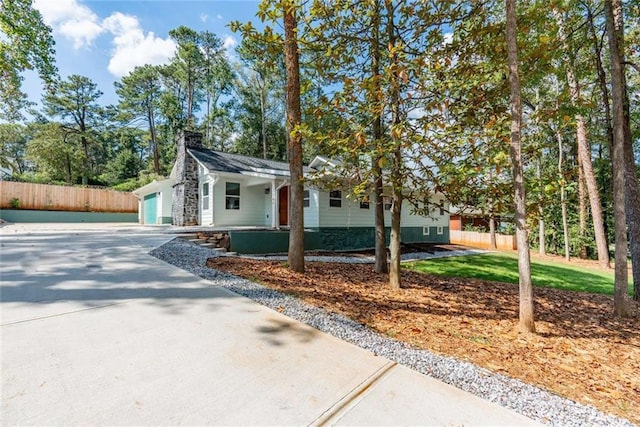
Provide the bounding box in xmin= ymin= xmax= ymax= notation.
xmin=133 ymin=131 xmax=450 ymax=252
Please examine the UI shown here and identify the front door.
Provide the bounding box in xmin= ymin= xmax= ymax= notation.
xmin=279 ymin=186 xmax=289 ymax=226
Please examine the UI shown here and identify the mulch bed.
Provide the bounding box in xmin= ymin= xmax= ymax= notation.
xmin=206 ymin=255 xmax=640 ymax=424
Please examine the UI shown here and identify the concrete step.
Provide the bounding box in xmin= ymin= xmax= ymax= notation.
xmin=176 ymin=233 xmax=198 ymax=240
xmin=202 ymin=244 xmax=227 ymax=253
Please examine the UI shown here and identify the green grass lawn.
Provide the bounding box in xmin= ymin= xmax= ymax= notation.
xmin=406 ymin=253 xmax=633 ymax=295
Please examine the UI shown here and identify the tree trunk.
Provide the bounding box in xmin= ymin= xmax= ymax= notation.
xmin=206 ymin=90 xmax=211 ymax=145
xmin=148 ymin=106 xmax=160 ymax=174
xmin=577 ymin=156 xmax=588 ymax=258
xmin=65 ymin=153 xmax=73 ymax=185
xmin=284 ymin=2 xmax=304 ymax=274
xmin=489 ymin=214 xmax=497 ymax=250
xmin=589 ymin=2 xmax=640 ymax=300
xmin=506 ymin=0 xmax=535 ymax=333
xmin=80 ymin=131 xmax=88 ymax=186
xmin=576 ymin=118 xmax=610 ymax=267
xmin=386 ymin=0 xmax=402 ymax=289
xmin=373 ymin=173 xmax=388 ymax=273
xmin=371 ymin=0 xmax=388 ymax=275
xmin=389 ymin=188 xmax=402 ymax=289
xmin=557 ymin=128 xmax=570 ymax=261
xmin=617 ymin=9 xmax=640 ymax=303
xmin=623 ymin=115 xmax=640 ymax=302
xmin=537 ymin=156 xmax=545 ymax=255
xmin=260 ymin=83 xmax=268 ymax=160
xmin=605 ymin=0 xmax=632 ymax=316
xmin=554 ymin=8 xmax=609 ymax=268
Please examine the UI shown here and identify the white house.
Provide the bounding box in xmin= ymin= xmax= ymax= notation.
xmin=133 ymin=131 xmax=450 ymax=252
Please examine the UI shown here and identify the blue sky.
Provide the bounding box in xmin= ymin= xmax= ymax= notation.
xmin=28 ymin=0 xmax=264 ymax=107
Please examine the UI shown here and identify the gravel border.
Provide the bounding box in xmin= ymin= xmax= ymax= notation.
xmin=150 ymin=238 xmax=635 ymax=427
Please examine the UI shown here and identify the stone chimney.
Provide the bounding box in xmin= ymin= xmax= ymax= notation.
xmin=172 ymin=131 xmax=202 ymax=226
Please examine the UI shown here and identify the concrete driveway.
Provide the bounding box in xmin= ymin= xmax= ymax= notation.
xmin=1 ymin=224 xmax=538 ymax=425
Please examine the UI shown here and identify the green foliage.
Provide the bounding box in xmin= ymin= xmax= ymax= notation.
xmin=9 ymin=197 xmax=20 ymax=209
xmin=406 ymin=253 xmax=632 ymax=296
xmin=100 ymin=149 xmax=143 ymax=186
xmin=25 ymin=122 xmax=82 ymax=184
xmin=0 ymin=123 xmax=31 ymax=174
xmin=0 ymin=0 xmax=57 ymax=120
xmin=42 ymin=75 xmax=105 ymax=184
xmin=464 ymin=223 xmax=487 ymax=233
xmin=229 ymin=34 xmax=287 ymax=159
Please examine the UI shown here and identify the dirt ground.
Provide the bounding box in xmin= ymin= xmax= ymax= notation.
xmin=207 ymin=249 xmax=640 ymax=425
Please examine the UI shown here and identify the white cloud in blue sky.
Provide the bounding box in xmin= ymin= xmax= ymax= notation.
xmin=25 ymin=0 xmax=260 ymax=107
xmin=35 ymin=0 xmax=104 ymax=49
xmin=103 ymin=12 xmax=176 ymax=77
xmin=34 ymin=0 xmax=176 ymax=77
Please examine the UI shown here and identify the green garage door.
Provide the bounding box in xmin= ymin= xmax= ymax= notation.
xmin=143 ymin=193 xmax=157 ymax=224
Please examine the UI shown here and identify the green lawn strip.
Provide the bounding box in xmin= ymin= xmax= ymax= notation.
xmin=405 ymin=253 xmax=632 ymax=295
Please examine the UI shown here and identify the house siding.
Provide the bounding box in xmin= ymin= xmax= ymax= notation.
xmin=317 ymin=191 xmax=449 ymax=229
xmin=303 ymin=188 xmax=320 ymax=228
xmin=159 ymin=189 xmax=172 ymax=224
xmin=198 ymin=165 xmax=214 ymax=225
xmin=213 ymin=179 xmax=265 ymax=226
xmin=304 ymin=191 xmax=450 ymax=251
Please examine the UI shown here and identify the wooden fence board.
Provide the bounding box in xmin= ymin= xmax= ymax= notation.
xmin=450 ymin=230 xmax=516 ymax=250
xmin=0 ymin=181 xmax=138 ymax=213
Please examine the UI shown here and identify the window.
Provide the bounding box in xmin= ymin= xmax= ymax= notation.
xmin=202 ymin=182 xmax=210 ymax=211
xmin=303 ymin=190 xmax=310 ymax=208
xmin=359 ymin=196 xmax=370 ymax=209
xmin=439 ymin=201 xmax=445 ymax=216
xmin=423 ymin=226 xmax=430 ymax=236
xmin=383 ymin=197 xmax=392 ymax=211
xmin=225 ymin=182 xmax=240 ymax=210
xmin=437 ymin=226 xmax=444 ymax=235
xmin=329 ymin=190 xmax=342 ymax=208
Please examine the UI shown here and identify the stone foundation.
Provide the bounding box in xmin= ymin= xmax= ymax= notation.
xmin=196 ymin=231 xmax=231 ymax=250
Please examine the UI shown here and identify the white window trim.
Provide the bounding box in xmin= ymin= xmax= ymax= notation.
xmin=423 ymin=226 xmax=430 ymax=236
xmin=202 ymin=182 xmax=210 ymax=211
xmin=329 ymin=190 xmax=342 ymax=208
xmin=225 ymin=181 xmax=241 ymax=210
xmin=303 ymin=189 xmax=310 ymax=208
xmin=437 ymin=226 xmax=444 ymax=235
xmin=383 ymin=196 xmax=392 ymax=211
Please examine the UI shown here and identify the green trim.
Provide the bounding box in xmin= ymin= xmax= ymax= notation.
xmin=228 ymin=226 xmax=450 ymax=254
xmin=0 ymin=209 xmax=138 ymax=223
xmin=229 ymin=230 xmax=321 ymax=254
xmin=318 ymin=226 xmax=450 ymax=251
xmin=160 ymin=216 xmax=172 ymax=224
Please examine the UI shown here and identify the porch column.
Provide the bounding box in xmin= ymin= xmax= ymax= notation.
xmin=271 ymin=180 xmax=277 ymax=228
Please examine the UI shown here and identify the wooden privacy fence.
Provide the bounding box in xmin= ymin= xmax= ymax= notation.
xmin=0 ymin=181 xmax=138 ymax=213
xmin=450 ymin=230 xmax=517 ymax=250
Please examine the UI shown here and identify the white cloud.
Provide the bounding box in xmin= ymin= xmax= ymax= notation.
xmin=35 ymin=1 xmax=178 ymax=77
xmin=216 ymin=14 xmax=223 ymax=20
xmin=102 ymin=12 xmax=176 ymax=77
xmin=221 ymin=35 xmax=238 ymax=60
xmin=200 ymin=13 xmax=209 ymax=23
xmin=222 ymin=35 xmax=238 ymax=50
xmin=34 ymin=0 xmax=104 ymax=49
